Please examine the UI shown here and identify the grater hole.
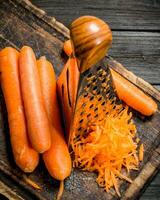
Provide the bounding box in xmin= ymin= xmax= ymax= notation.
xmin=82 ymin=103 xmax=86 ymax=107
xmin=111 ymin=100 xmax=115 ymax=105
xmin=102 ymin=78 xmax=106 ymax=83
xmin=84 ymin=93 xmax=88 ymax=97
xmin=98 ymin=96 xmax=102 ymax=101
xmin=113 ymin=105 xmax=116 ymax=109
xmin=78 ymin=127 xmax=82 ymax=131
xmin=92 ymin=77 xmax=97 ymax=83
xmin=87 ymin=113 xmax=91 ymax=118
xmin=87 ymin=73 xmax=92 ymax=78
xmin=106 ymin=89 xmax=111 ymax=95
xmin=90 ymin=96 xmax=94 ymax=101
xmin=97 ymin=66 xmax=101 ymax=71
xmin=80 ymin=111 xmax=84 ymax=116
xmin=79 ymin=119 xmax=84 ymax=123
xmin=87 ymin=83 xmax=91 ymax=88
xmin=89 ymin=104 xmax=94 ymax=108
xmin=109 ymin=94 xmax=114 ymax=100
xmin=97 ymin=90 xmax=100 ymax=95
xmin=74 ymin=134 xmax=81 ymax=140
xmin=94 ymin=107 xmax=98 ymax=112
xmin=84 ymin=129 xmax=88 ymax=133
xmin=99 ymin=73 xmax=103 ymax=78
xmin=93 ymin=86 xmax=98 ymax=90
xmin=94 ymin=114 xmax=98 ymax=118
xmin=101 ymin=101 xmax=105 ymax=106
xmin=106 ymin=112 xmax=109 ymax=115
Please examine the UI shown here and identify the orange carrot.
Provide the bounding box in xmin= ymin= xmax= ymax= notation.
xmin=139 ymin=144 xmax=144 ymax=161
xmin=0 ymin=47 xmax=39 ymax=172
xmin=63 ymin=40 xmax=73 ymax=56
xmin=37 ymin=56 xmax=63 ymax=135
xmin=37 ymin=57 xmax=72 ymax=181
xmin=57 ymin=57 xmax=79 ymax=142
xmin=110 ymin=69 xmax=157 ymax=116
xmin=57 ymin=180 xmax=64 ymax=200
xmin=19 ymin=46 xmax=51 ymax=153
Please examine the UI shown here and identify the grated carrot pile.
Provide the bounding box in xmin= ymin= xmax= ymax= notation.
xmin=71 ymin=106 xmax=144 ymax=196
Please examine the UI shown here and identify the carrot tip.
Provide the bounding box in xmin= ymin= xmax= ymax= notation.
xmin=56 ymin=180 xmax=64 ymax=200
xmin=39 ymin=56 xmax=46 ymax=60
xmin=23 ymin=175 xmax=41 ymax=190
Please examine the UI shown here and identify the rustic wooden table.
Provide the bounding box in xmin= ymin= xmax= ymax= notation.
xmin=32 ymin=0 xmax=160 ymax=199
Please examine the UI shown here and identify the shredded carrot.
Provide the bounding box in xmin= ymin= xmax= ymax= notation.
xmin=139 ymin=144 xmax=144 ymax=161
xmin=70 ymin=101 xmax=144 ymax=196
xmin=23 ymin=175 xmax=41 ymax=190
xmin=136 ymin=138 xmax=140 ymax=143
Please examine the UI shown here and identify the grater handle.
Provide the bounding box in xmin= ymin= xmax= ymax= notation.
xmin=70 ymin=16 xmax=112 ymax=73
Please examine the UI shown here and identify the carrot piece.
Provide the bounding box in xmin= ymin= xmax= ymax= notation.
xmin=63 ymin=40 xmax=73 ymax=56
xmin=0 ymin=47 xmax=39 ymax=172
xmin=37 ymin=57 xmax=71 ymax=181
xmin=110 ymin=69 xmax=157 ymax=116
xmin=19 ymin=46 xmax=51 ymax=153
xmin=111 ymin=172 xmax=120 ymax=197
xmin=139 ymin=144 xmax=144 ymax=161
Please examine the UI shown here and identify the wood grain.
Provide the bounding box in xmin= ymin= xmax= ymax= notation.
xmin=110 ymin=31 xmax=160 ymax=84
xmin=70 ymin=16 xmax=112 ymax=72
xmin=32 ymin=0 xmax=160 ymax=31
xmin=0 ymin=0 xmax=159 ymax=200
xmin=0 ymin=180 xmax=24 ymax=200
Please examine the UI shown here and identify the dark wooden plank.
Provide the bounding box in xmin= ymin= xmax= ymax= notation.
xmin=140 ymin=172 xmax=160 ymax=200
xmin=8 ymin=0 xmax=160 ymax=84
xmin=155 ymin=85 xmax=160 ymax=91
xmin=32 ymin=0 xmax=160 ymax=31
xmin=0 ymin=180 xmax=24 ymax=200
xmin=0 ymin=0 xmax=66 ymax=76
xmin=110 ymin=32 xmax=160 ymax=84
xmin=14 ymin=1 xmax=160 ymax=199
xmin=0 ymin=0 xmax=159 ymax=200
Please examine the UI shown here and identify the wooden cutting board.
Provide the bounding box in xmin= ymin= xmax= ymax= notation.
xmin=0 ymin=0 xmax=160 ymax=199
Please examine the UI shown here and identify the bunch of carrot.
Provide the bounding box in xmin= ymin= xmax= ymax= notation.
xmin=0 ymin=39 xmax=158 ymax=198
xmin=0 ymin=46 xmax=71 ymax=199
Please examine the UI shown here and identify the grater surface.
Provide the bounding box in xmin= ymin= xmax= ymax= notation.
xmin=69 ymin=60 xmax=124 ymax=144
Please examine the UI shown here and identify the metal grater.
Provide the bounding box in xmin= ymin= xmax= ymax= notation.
xmin=68 ymin=59 xmax=123 ymax=144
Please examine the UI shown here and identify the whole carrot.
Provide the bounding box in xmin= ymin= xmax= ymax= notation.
xmin=37 ymin=57 xmax=72 ymax=180
xmin=37 ymin=56 xmax=63 ymax=135
xmin=110 ymin=69 xmax=157 ymax=116
xmin=63 ymin=40 xmax=157 ymax=116
xmin=19 ymin=46 xmax=51 ymax=153
xmin=0 ymin=47 xmax=39 ymax=172
xmin=57 ymin=57 xmax=79 ymax=142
